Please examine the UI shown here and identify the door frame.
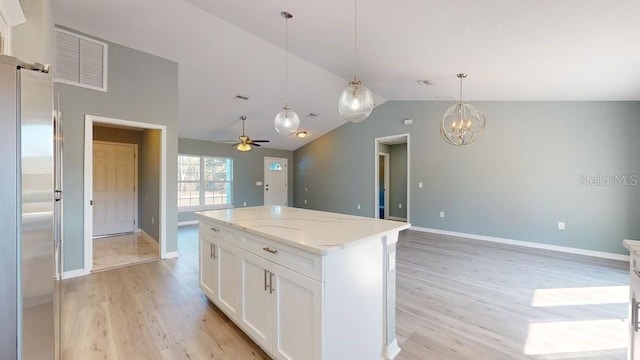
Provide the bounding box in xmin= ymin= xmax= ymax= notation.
xmin=84 ymin=115 xmax=168 ymax=273
xmin=92 ymin=140 xmax=138 ymax=237
xmin=263 ymin=157 xmax=288 ymax=206
xmin=374 ymin=133 xmax=410 ymax=222
xmin=378 ymin=152 xmax=390 ymax=219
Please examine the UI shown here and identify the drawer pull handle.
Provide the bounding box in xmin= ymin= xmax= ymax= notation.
xmin=263 ymin=247 xmax=278 ymax=254
xmin=210 ymin=227 xmax=220 ymax=232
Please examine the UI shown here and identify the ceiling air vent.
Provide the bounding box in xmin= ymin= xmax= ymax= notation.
xmin=417 ymin=79 xmax=436 ymax=86
xmin=54 ymin=28 xmax=108 ymax=91
xmin=234 ymin=94 xmax=250 ymax=101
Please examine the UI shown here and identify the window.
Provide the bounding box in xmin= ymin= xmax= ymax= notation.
xmin=54 ymin=28 xmax=108 ymax=91
xmin=178 ymin=155 xmax=233 ymax=209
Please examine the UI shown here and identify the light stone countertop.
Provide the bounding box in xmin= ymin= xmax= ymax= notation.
xmin=196 ymin=205 xmax=411 ymax=255
xmin=623 ymin=239 xmax=640 ymax=255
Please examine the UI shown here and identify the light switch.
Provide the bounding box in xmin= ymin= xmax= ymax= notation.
xmin=256 ymin=181 xmax=263 ymax=186
xmin=418 ymin=182 xmax=423 ymax=188
xmin=558 ymin=222 xmax=565 ymax=230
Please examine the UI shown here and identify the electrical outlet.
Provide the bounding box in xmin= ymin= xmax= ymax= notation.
xmin=398 ymin=203 xmax=402 ymax=209
xmin=440 ymin=211 xmax=445 ymax=218
xmin=243 ymin=202 xmax=247 ymax=207
xmin=357 ymin=204 xmax=361 ymax=210
xmin=558 ymin=221 xmax=565 ymax=230
xmin=304 ymin=199 xmax=307 ymax=204
xmin=418 ymin=182 xmax=423 ymax=188
xmin=305 ymin=187 xmax=308 ymax=192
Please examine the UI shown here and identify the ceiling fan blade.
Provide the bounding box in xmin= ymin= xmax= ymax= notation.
xmin=216 ymin=140 xmax=238 ymax=143
xmin=231 ymin=142 xmax=240 ymax=147
xmin=252 ymin=143 xmax=262 ymax=147
xmin=251 ymin=140 xmax=270 ymax=143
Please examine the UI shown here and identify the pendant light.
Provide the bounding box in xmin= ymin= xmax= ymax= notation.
xmin=338 ymin=0 xmax=374 ymax=123
xmin=274 ymin=11 xmax=300 ymax=135
xmin=440 ymin=73 xmax=486 ymax=146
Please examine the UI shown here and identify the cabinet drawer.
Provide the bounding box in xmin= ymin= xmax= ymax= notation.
xmin=200 ymin=220 xmax=238 ymax=245
xmin=241 ymin=234 xmax=323 ymax=282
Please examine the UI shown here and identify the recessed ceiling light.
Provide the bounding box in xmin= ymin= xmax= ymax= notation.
xmin=296 ymin=131 xmax=308 ymax=138
xmin=417 ymin=80 xmax=436 ymax=86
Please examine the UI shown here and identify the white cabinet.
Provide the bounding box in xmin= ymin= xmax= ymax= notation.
xmin=213 ymin=239 xmax=240 ymax=317
xmin=237 ymin=249 xmax=322 ymax=360
xmin=271 ymin=263 xmax=322 ymax=360
xmin=239 ymin=249 xmax=273 ymax=352
xmin=199 ymin=236 xmax=216 ymax=299
xmin=198 ymin=209 xmax=403 ymax=360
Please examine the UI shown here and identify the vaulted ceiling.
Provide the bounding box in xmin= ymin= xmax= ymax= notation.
xmin=54 ymin=0 xmax=640 ymax=150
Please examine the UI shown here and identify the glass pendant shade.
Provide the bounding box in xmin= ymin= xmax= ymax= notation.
xmin=339 ymin=80 xmax=374 ymax=123
xmin=440 ymin=102 xmax=486 ymax=146
xmin=236 ymin=143 xmax=251 ymax=152
xmin=274 ymin=106 xmax=300 ymax=135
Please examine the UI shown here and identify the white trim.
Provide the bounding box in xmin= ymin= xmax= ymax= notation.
xmin=164 ymin=251 xmax=179 ymax=259
xmin=54 ymin=27 xmax=108 ymax=92
xmin=93 ymin=140 xmax=138 ymax=234
xmin=411 ymin=226 xmax=630 ymax=261
xmin=61 ymin=268 xmax=89 ymax=280
xmin=379 ymin=152 xmax=390 ymax=219
xmin=383 ymin=339 xmax=401 ymax=360
xmin=178 ymin=204 xmax=233 ymax=212
xmin=178 ymin=220 xmax=199 ymax=226
xmin=387 ymin=216 xmax=407 ymax=222
xmin=0 ymin=0 xmax=25 ymax=26
xmin=84 ymin=115 xmax=168 ymax=275
xmin=374 ymin=134 xmax=410 ymax=222
xmin=0 ymin=12 xmax=11 ymax=55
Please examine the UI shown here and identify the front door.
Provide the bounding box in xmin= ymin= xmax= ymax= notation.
xmin=264 ymin=157 xmax=288 ymax=206
xmin=93 ymin=141 xmax=137 ymax=236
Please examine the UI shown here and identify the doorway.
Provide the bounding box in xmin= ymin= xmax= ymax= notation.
xmin=84 ymin=115 xmax=168 ymax=274
xmin=264 ymin=157 xmax=288 ymax=206
xmin=374 ymin=134 xmax=410 ymax=222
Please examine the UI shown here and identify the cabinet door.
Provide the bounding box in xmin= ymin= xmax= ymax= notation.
xmin=199 ymin=237 xmax=217 ymax=299
xmin=239 ymin=249 xmax=273 ymax=353
xmin=271 ymin=263 xmax=322 ymax=360
xmin=213 ymin=241 xmax=240 ymax=318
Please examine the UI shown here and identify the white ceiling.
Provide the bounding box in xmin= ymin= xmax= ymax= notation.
xmin=53 ymin=0 xmax=640 ymax=151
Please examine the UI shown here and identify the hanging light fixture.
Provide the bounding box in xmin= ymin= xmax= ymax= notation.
xmin=274 ymin=11 xmax=300 ymax=135
xmin=440 ymin=73 xmax=486 ymax=146
xmin=338 ymin=0 xmax=374 ymax=123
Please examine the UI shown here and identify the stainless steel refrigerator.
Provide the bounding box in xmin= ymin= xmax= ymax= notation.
xmin=0 ymin=55 xmax=62 ymax=359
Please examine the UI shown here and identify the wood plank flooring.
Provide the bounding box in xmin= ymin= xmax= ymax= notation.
xmin=62 ymin=226 xmax=629 ymax=360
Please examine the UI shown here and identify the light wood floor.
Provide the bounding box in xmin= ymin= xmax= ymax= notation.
xmin=63 ymin=226 xmax=629 ymax=360
xmin=93 ymin=232 xmax=160 ymax=272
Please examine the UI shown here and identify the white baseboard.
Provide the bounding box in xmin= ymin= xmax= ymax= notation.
xmin=384 ymin=339 xmax=401 ymax=360
xmin=178 ymin=220 xmax=198 ymax=226
xmin=163 ymin=251 xmax=179 ymax=259
xmin=61 ymin=268 xmax=90 ymax=280
xmin=387 ymin=216 xmax=407 ymax=222
xmin=411 ymin=226 xmax=629 ymax=262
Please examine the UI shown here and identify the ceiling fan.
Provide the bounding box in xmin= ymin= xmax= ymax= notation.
xmin=227 ymin=116 xmax=270 ymax=152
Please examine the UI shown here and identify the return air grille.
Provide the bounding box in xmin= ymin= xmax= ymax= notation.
xmin=54 ymin=28 xmax=107 ymax=91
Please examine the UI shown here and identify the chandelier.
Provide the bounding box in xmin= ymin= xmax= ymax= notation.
xmin=440 ymin=73 xmax=486 ymax=146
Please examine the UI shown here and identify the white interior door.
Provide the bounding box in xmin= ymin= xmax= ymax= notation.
xmin=264 ymin=157 xmax=288 ymax=206
xmin=93 ymin=141 xmax=136 ymax=236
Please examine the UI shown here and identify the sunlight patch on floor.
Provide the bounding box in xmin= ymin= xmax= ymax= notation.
xmin=524 ymin=319 xmax=627 ymax=355
xmin=531 ymin=286 xmax=629 ymax=307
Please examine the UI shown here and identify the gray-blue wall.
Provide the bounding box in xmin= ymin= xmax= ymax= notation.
xmin=55 ymin=27 xmax=178 ymax=271
xmin=389 ymin=143 xmax=407 ymax=219
xmin=294 ymin=101 xmax=640 ymax=255
xmin=178 ymin=138 xmax=294 ymax=223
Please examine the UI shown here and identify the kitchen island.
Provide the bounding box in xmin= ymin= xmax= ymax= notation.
xmin=197 ymin=206 xmax=410 ymax=360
